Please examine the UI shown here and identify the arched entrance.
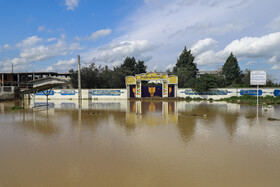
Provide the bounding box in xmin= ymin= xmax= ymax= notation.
xmin=126 ymin=72 xmax=178 ymax=98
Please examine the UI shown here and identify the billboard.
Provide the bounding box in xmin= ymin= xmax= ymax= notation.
xmin=250 ymin=71 xmax=266 ymax=85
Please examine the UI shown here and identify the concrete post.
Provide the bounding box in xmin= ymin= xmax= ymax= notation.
xmin=78 ymin=55 xmax=82 ymax=101
xmin=17 ymin=74 xmax=20 ymax=87
xmin=127 ymin=85 xmax=130 ymax=98
xmin=136 ymin=81 xmax=141 ymax=98
xmin=2 ymin=74 xmax=4 ymax=86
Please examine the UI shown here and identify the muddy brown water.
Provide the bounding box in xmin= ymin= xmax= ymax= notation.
xmin=0 ymin=100 xmax=280 ymax=187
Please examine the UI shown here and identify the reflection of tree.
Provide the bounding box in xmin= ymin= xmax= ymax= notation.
xmin=75 ymin=110 xmax=108 ymax=135
xmin=220 ymin=112 xmax=239 ymax=137
xmin=67 ymin=109 xmax=131 ymax=135
xmin=189 ymin=103 xmax=239 ymax=137
xmin=176 ymin=102 xmax=240 ymax=143
xmin=20 ymin=110 xmax=59 ymax=136
xmin=113 ymin=112 xmax=137 ymax=133
xmin=177 ymin=116 xmax=196 ymax=144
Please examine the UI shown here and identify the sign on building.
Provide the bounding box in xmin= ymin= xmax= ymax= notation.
xmin=250 ymin=71 xmax=266 ymax=85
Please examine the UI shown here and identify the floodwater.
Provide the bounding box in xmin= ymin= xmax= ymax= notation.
xmin=0 ymin=100 xmax=280 ymax=187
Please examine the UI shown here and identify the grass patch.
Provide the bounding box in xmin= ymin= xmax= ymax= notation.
xmin=11 ymin=106 xmax=24 ymax=110
xmin=217 ymin=95 xmax=280 ymax=106
xmin=184 ymin=96 xmax=206 ymax=102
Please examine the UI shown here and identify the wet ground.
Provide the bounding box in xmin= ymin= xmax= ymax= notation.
xmin=0 ymin=100 xmax=280 ymax=187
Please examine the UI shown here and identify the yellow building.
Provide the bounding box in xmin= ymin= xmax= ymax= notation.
xmin=126 ymin=72 xmax=178 ymax=98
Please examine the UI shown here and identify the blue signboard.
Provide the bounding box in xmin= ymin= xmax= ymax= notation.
xmin=60 ymin=90 xmax=77 ymax=95
xmin=90 ymin=90 xmax=123 ymax=96
xmin=36 ymin=90 xmax=55 ymax=96
xmin=240 ymin=90 xmax=262 ymax=96
xmin=274 ymin=90 xmax=280 ymax=97
xmin=183 ymin=90 xmax=229 ymax=95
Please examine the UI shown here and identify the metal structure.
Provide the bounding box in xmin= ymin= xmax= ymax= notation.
xmin=21 ymin=76 xmax=70 ymax=108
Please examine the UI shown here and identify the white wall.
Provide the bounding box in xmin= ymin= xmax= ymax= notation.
xmin=29 ymin=89 xmax=127 ymax=100
xmin=26 ymin=88 xmax=280 ymax=100
xmin=178 ymin=88 xmax=280 ymax=99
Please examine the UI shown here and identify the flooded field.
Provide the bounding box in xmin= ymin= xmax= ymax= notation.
xmin=0 ymin=100 xmax=280 ymax=187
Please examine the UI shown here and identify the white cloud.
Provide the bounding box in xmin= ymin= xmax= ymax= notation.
xmin=192 ymin=32 xmax=280 ymax=67
xmin=1 ymin=35 xmax=83 ymax=71
xmin=43 ymin=65 xmax=55 ymax=72
xmin=107 ymin=0 xmax=259 ymax=72
xmin=271 ymin=64 xmax=280 ymax=70
xmin=42 ymin=58 xmax=77 ymax=72
xmin=222 ymin=32 xmax=280 ymax=58
xmin=56 ymin=58 xmax=76 ymax=66
xmin=47 ymin=37 xmax=56 ymax=42
xmin=268 ymin=53 xmax=280 ymax=70
xmin=191 ymin=38 xmax=217 ymax=56
xmin=76 ymin=29 xmax=112 ymax=41
xmin=195 ymin=50 xmax=221 ymax=65
xmin=72 ymin=0 xmax=280 ymax=77
xmin=268 ymin=15 xmax=280 ymax=30
xmin=83 ymin=40 xmax=156 ymax=65
xmin=38 ymin=25 xmax=46 ymax=32
xmin=89 ymin=29 xmax=112 ymax=41
xmin=166 ymin=64 xmax=175 ymax=70
xmin=16 ymin=36 xmax=43 ymax=48
xmin=3 ymin=44 xmax=11 ymax=49
xmin=268 ymin=54 xmax=280 ymax=64
xmin=65 ymin=0 xmax=80 ymax=10
xmin=245 ymin=61 xmax=256 ymax=66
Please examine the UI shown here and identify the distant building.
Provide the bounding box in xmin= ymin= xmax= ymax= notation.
xmin=0 ymin=72 xmax=71 ymax=92
xmin=197 ymin=71 xmax=221 ymax=78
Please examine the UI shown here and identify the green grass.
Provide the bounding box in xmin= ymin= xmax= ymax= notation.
xmin=184 ymin=95 xmax=280 ymax=106
xmin=217 ymin=95 xmax=280 ymax=106
xmin=11 ymin=106 xmax=24 ymax=110
xmin=184 ymin=96 xmax=206 ymax=102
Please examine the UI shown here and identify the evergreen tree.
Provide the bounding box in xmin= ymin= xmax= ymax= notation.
xmin=120 ymin=57 xmax=147 ymax=75
xmin=136 ymin=60 xmax=147 ymax=74
xmin=241 ymin=69 xmax=251 ymax=87
xmin=69 ymin=57 xmax=147 ymax=89
xmin=222 ymin=53 xmax=241 ymax=87
xmin=172 ymin=47 xmax=198 ymax=87
xmin=190 ymin=74 xmax=224 ymax=93
xmin=121 ymin=57 xmax=137 ymax=75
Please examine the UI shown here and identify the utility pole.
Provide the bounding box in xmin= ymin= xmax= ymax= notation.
xmin=78 ymin=55 xmax=82 ymax=100
xmin=12 ymin=63 xmax=13 ymax=86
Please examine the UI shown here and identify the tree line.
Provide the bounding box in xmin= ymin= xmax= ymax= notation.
xmin=69 ymin=57 xmax=147 ymax=89
xmin=69 ymin=47 xmax=279 ymax=92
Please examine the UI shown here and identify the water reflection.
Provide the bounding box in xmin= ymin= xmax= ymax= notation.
xmin=2 ymin=99 xmax=277 ymax=141
xmin=1 ymin=100 xmax=280 ymax=186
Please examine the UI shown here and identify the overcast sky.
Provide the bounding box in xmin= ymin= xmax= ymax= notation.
xmin=0 ymin=0 xmax=280 ymax=81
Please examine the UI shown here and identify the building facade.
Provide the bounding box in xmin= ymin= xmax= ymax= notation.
xmin=0 ymin=72 xmax=70 ymax=89
xmin=125 ymin=72 xmax=178 ymax=98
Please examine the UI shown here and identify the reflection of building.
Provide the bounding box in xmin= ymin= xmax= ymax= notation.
xmin=126 ymin=101 xmax=178 ymax=126
xmin=126 ymin=72 xmax=178 ymax=98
